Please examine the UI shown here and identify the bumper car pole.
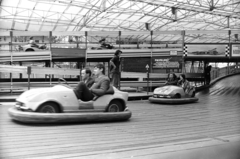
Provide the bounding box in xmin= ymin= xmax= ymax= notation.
xmin=146 ymin=64 xmax=150 ymax=95
xmin=27 ymin=66 xmax=31 ymax=90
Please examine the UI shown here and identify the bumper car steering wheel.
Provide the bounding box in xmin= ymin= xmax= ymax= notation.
xmin=58 ymin=78 xmax=68 ymax=84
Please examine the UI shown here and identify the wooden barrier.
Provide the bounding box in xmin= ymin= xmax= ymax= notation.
xmin=185 ymin=73 xmax=205 ymax=85
xmin=121 ymin=72 xmax=167 ymax=91
xmin=185 ymin=73 xmax=205 ymax=80
xmin=52 ymin=31 xmax=85 ymax=36
xmin=0 ymin=65 xmax=208 ymax=92
xmin=0 ymin=64 xmax=80 ymax=76
xmin=87 ymin=48 xmax=182 ymax=58
xmin=0 ymin=65 xmax=178 ymax=80
xmin=185 ymin=30 xmax=228 ymax=34
xmin=0 ymin=65 xmax=167 ymax=92
xmin=121 ymin=81 xmax=165 ymax=91
xmin=31 ymin=66 xmax=80 ymax=76
xmin=0 ymin=65 xmax=28 ymax=74
xmin=0 ymin=65 xmax=167 ymax=89
xmin=121 ymin=72 xmax=182 ymax=81
xmin=0 ymin=51 xmax=51 ymax=62
xmin=50 ymin=43 xmax=181 ymax=49
xmin=0 ymin=47 xmax=182 ymax=62
xmin=12 ymin=31 xmax=49 ymax=36
xmin=51 ymin=48 xmax=86 ymax=59
xmin=0 ymin=65 xmax=205 ymax=81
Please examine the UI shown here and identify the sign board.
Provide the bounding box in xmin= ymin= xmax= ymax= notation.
xmin=152 ymin=56 xmax=182 ymax=69
xmin=170 ymin=50 xmax=178 ymax=56
xmin=232 ymin=44 xmax=240 ymax=57
xmin=185 ymin=44 xmax=227 ymax=57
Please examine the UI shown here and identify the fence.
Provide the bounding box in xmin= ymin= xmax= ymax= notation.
xmin=1 ymin=64 xmax=240 ymax=93
xmin=211 ymin=64 xmax=240 ymax=81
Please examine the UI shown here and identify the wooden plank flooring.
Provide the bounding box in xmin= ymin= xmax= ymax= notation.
xmin=1 ymin=75 xmax=240 ymax=159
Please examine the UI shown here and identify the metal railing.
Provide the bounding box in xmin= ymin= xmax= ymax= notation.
xmin=211 ymin=64 xmax=240 ymax=81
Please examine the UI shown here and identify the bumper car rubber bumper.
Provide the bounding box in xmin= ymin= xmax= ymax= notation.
xmin=8 ymin=107 xmax=132 ymax=124
xmin=149 ymin=97 xmax=199 ymax=104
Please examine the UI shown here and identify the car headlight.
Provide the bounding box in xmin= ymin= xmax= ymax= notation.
xmin=15 ymin=101 xmax=33 ymax=111
xmin=153 ymin=94 xmax=171 ymax=98
xmin=16 ymin=101 xmax=25 ymax=107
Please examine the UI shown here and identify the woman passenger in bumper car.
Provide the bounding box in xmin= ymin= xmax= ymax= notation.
xmin=177 ymin=74 xmax=195 ymax=97
xmin=165 ymin=73 xmax=178 ymax=85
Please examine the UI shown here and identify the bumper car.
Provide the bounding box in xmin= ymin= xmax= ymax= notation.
xmin=149 ymin=85 xmax=198 ymax=104
xmin=21 ymin=44 xmax=47 ymax=52
xmin=8 ymin=79 xmax=131 ymax=124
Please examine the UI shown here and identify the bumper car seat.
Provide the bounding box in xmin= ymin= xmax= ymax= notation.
xmin=78 ymin=86 xmax=115 ymax=108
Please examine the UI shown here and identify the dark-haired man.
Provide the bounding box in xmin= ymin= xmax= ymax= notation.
xmin=110 ymin=50 xmax=122 ymax=89
xmin=99 ymin=38 xmax=113 ymax=49
xmin=28 ymin=36 xmax=39 ymax=48
xmin=74 ymin=64 xmax=113 ymax=101
xmin=81 ymin=68 xmax=94 ymax=88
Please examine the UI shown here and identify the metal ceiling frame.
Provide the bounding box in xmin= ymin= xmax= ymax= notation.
xmin=0 ymin=0 xmax=239 ymax=43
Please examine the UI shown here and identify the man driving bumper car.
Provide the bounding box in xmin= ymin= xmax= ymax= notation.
xmin=74 ymin=63 xmax=114 ymax=102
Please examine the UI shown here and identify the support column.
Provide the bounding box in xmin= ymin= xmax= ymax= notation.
xmin=227 ymin=62 xmax=230 ymax=74
xmin=10 ymin=31 xmax=13 ymax=93
xmin=227 ymin=16 xmax=230 ymax=28
xmin=49 ymin=31 xmax=53 ymax=83
xmin=118 ymin=31 xmax=121 ymax=49
xmin=181 ymin=30 xmax=185 ymax=73
xmin=150 ymin=31 xmax=153 ymax=92
xmin=119 ymin=31 xmax=122 ymax=90
xmin=85 ymin=31 xmax=88 ymax=67
xmin=190 ymin=61 xmax=195 ymax=73
xmin=19 ymin=62 xmax=22 ymax=79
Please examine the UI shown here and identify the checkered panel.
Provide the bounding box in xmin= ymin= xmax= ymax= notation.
xmin=183 ymin=45 xmax=188 ymax=57
xmin=225 ymin=45 xmax=230 ymax=57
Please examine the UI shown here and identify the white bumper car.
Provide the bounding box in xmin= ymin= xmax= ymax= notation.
xmin=149 ymin=85 xmax=198 ymax=104
xmin=22 ymin=44 xmax=47 ymax=52
xmin=8 ymin=81 xmax=131 ymax=124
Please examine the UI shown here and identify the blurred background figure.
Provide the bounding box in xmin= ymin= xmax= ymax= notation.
xmin=205 ymin=63 xmax=212 ymax=85
xmin=99 ymin=38 xmax=113 ymax=49
xmin=28 ymin=36 xmax=39 ymax=48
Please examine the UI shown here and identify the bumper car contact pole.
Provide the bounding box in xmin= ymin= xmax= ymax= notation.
xmin=146 ymin=64 xmax=149 ymax=95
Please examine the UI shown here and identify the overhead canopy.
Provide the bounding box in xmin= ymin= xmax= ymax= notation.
xmin=0 ymin=0 xmax=239 ymax=43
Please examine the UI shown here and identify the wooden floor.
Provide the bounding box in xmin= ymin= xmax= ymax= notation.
xmin=1 ymin=75 xmax=240 ymax=159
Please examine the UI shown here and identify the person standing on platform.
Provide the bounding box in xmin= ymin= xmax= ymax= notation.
xmin=81 ymin=68 xmax=94 ymax=88
xmin=110 ymin=50 xmax=122 ymax=89
xmin=204 ymin=63 xmax=212 ymax=85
